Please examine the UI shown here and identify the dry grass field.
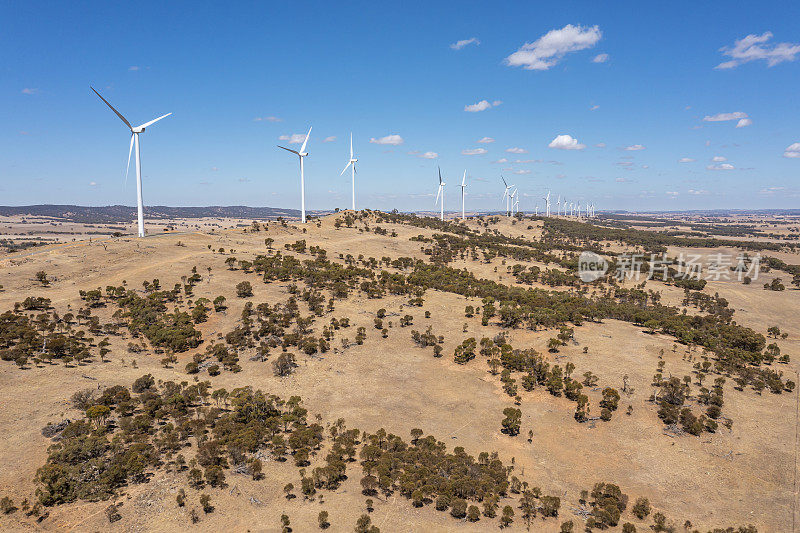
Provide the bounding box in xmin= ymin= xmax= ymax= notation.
xmin=0 ymin=210 xmax=797 ymax=532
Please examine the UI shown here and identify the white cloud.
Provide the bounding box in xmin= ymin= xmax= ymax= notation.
xmin=418 ymin=151 xmax=438 ymax=159
xmin=678 ymin=157 xmax=695 ymax=163
xmin=279 ymin=133 xmax=307 ymax=144
xmin=254 ymin=116 xmax=282 ymax=122
xmin=477 ymin=137 xmax=495 ymax=143
xmin=784 ymin=143 xmax=800 ymax=158
xmin=21 ymin=88 xmax=39 ymax=95
xmin=688 ymin=189 xmax=710 ymax=195
xmin=707 ymin=163 xmax=735 ymax=170
xmin=323 ymin=136 xmax=337 ymax=143
xmin=615 ymin=177 xmax=630 ymax=182
xmin=760 ymin=186 xmax=786 ymax=195
xmin=590 ymin=105 xmax=599 ymax=111
xmin=548 ymin=134 xmax=585 ymax=150
xmin=465 ymin=99 xmax=502 ymax=112
xmin=703 ymin=111 xmax=748 ymax=122
xmin=505 ymin=147 xmax=528 ymax=154
xmin=128 ymin=66 xmax=140 ymax=71
xmin=211 ymin=166 xmax=219 ymax=171
xmin=513 ymin=169 xmax=532 ymax=175
xmin=504 ymin=24 xmax=602 ymax=71
xmin=492 ymin=158 xmax=509 ymax=164
xmin=464 ymin=100 xmax=490 ymax=112
xmin=595 ymin=142 xmax=606 ymax=148
xmin=592 ymin=53 xmax=609 ymax=63
xmin=666 ymin=191 xmax=679 ymax=197
xmin=616 ymin=161 xmax=633 ymax=167
xmin=712 ymin=155 xmax=727 ymax=162
xmin=462 ymin=148 xmax=488 ymax=156
xmin=641 ymin=165 xmax=649 ymax=169
xmin=716 ymin=32 xmax=800 ymax=69
xmin=238 ymin=177 xmax=251 ymax=183
xmin=89 ymin=181 xmax=97 ymax=187
xmin=370 ymin=134 xmax=404 ymax=145
xmin=624 ymin=144 xmax=646 ymax=151
xmin=451 ymin=37 xmax=480 ymax=50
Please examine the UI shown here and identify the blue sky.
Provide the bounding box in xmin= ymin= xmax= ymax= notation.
xmin=2 ymin=1 xmax=799 ymax=212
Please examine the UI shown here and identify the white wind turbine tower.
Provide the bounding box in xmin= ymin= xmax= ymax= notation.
xmin=91 ymin=87 xmax=171 ymax=238
xmin=513 ymin=192 xmax=520 ymax=216
xmin=278 ymin=126 xmax=312 ymax=223
xmin=339 ymin=132 xmax=358 ymax=211
xmin=501 ymin=176 xmax=514 ymax=217
xmin=435 ymin=167 xmax=446 ymax=221
xmin=510 ymin=188 xmax=517 ymax=216
xmin=556 ymin=195 xmax=562 ymax=216
xmin=535 ymin=205 xmax=539 ymax=216
xmin=460 ymin=170 xmax=467 ymax=221
xmin=543 ymin=190 xmax=551 ymax=217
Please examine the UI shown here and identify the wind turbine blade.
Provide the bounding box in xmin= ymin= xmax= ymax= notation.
xmin=462 ymin=170 xmax=466 ymax=187
xmin=300 ymin=126 xmax=312 ymax=154
xmin=435 ymin=185 xmax=442 ymax=205
xmin=91 ymin=86 xmax=132 ymax=129
xmin=125 ymin=133 xmax=134 ymax=188
xmin=501 ymin=176 xmax=507 ymax=187
xmin=138 ymin=112 xmax=172 ymax=129
xmin=438 ymin=166 xmax=442 ymax=185
xmin=340 ymin=162 xmax=352 ymax=176
xmin=278 ymin=145 xmax=300 ymax=155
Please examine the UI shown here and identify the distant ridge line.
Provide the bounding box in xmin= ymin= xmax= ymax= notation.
xmin=0 ymin=205 xmax=306 ymax=223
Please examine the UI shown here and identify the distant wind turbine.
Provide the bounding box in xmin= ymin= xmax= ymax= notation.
xmin=557 ymin=195 xmax=561 ymax=216
xmin=542 ymin=190 xmax=551 ymax=217
xmin=510 ymin=188 xmax=517 ymax=216
xmin=460 ymin=170 xmax=467 ymax=221
xmin=339 ymin=132 xmax=358 ymax=211
xmin=435 ymin=167 xmax=446 ymax=221
xmin=278 ymin=126 xmax=312 ymax=223
xmin=501 ymin=176 xmax=514 ymax=217
xmin=91 ymin=87 xmax=171 ymax=238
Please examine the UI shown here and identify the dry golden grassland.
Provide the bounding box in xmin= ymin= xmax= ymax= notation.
xmin=0 ymin=212 xmax=797 ymax=532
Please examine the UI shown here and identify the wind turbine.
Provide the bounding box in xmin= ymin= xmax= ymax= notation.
xmin=435 ymin=167 xmax=446 ymax=221
xmin=278 ymin=126 xmax=312 ymax=223
xmin=91 ymin=87 xmax=171 ymax=238
xmin=339 ymin=132 xmax=358 ymax=211
xmin=542 ymin=190 xmax=551 ymax=217
xmin=557 ymin=195 xmax=562 ymax=216
xmin=513 ymin=192 xmax=520 ymax=216
xmin=535 ymin=205 xmax=539 ymax=216
xmin=501 ymin=176 xmax=514 ymax=217
xmin=460 ymin=170 xmax=467 ymax=221
xmin=510 ymin=188 xmax=517 ymax=216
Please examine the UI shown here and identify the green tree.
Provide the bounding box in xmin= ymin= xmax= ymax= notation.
xmin=501 ymin=407 xmax=522 ymax=436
